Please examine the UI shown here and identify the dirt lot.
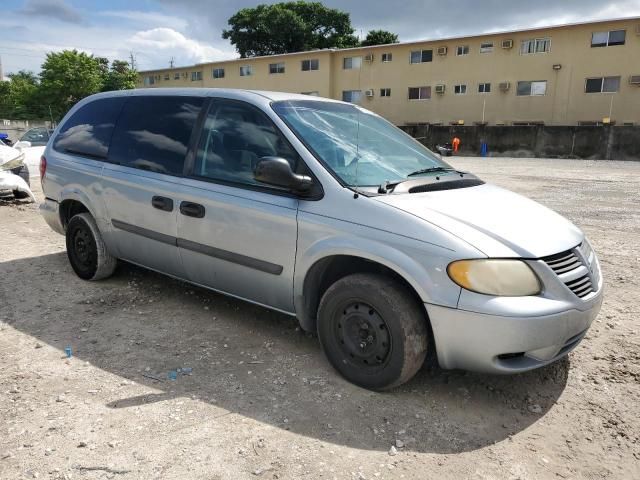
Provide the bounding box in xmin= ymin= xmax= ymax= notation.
xmin=1 ymin=158 xmax=638 ymax=480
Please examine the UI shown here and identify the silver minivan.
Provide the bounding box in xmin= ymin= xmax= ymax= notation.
xmin=40 ymin=89 xmax=603 ymax=390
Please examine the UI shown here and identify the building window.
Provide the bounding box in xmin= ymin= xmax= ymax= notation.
xmin=516 ymin=80 xmax=547 ymax=96
xmin=191 ymin=71 xmax=202 ymax=81
xmin=381 ymin=53 xmax=393 ymax=62
xmin=456 ymin=45 xmax=470 ymax=56
xmin=164 ymin=74 xmax=170 ymax=80
xmin=301 ymin=91 xmax=319 ymax=96
xmin=408 ymin=86 xmax=431 ymax=100
xmin=212 ymin=68 xmax=225 ymax=79
xmin=410 ymin=50 xmax=433 ymax=64
xmin=342 ymin=90 xmax=362 ymax=103
xmin=143 ymin=76 xmax=155 ymax=86
xmin=585 ymin=76 xmax=621 ymax=93
xmin=174 ymin=72 xmax=180 ymax=80
xmin=301 ymin=59 xmax=319 ymax=71
xmin=240 ymin=65 xmax=253 ymax=76
xmin=521 ymin=38 xmax=551 ymax=54
xmin=343 ymin=56 xmax=362 ymax=69
xmin=480 ymin=42 xmax=494 ymax=53
xmin=478 ymin=82 xmax=491 ymax=93
xmin=454 ymin=84 xmax=467 ymax=95
xmin=591 ymin=30 xmax=626 ymax=47
xmin=380 ymin=88 xmax=391 ymax=97
xmin=269 ymin=62 xmax=285 ymax=74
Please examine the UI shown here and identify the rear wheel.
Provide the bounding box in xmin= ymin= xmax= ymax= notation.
xmin=317 ymin=273 xmax=428 ymax=390
xmin=66 ymin=212 xmax=117 ymax=280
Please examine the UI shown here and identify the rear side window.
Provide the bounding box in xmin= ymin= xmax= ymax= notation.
xmin=53 ymin=97 xmax=125 ymax=159
xmin=108 ymin=96 xmax=204 ymax=175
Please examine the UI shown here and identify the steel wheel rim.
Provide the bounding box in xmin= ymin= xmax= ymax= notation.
xmin=71 ymin=226 xmax=95 ymax=270
xmin=335 ymin=301 xmax=391 ymax=369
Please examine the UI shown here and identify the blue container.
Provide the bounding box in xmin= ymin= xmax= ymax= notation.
xmin=481 ymin=142 xmax=488 ymax=157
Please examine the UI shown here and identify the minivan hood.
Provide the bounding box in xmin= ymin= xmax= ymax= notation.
xmin=375 ymin=183 xmax=583 ymax=258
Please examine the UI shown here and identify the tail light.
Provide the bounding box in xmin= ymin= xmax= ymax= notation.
xmin=40 ymin=155 xmax=47 ymax=179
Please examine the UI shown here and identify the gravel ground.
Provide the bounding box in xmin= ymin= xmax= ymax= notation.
xmin=0 ymin=157 xmax=638 ymax=480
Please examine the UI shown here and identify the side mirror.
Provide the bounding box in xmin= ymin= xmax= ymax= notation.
xmin=14 ymin=141 xmax=32 ymax=150
xmin=254 ymin=157 xmax=313 ymax=194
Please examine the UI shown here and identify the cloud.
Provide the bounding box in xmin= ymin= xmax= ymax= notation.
xmin=129 ymin=28 xmax=231 ymax=64
xmin=21 ymin=0 xmax=83 ymax=24
xmin=98 ymin=10 xmax=188 ymax=30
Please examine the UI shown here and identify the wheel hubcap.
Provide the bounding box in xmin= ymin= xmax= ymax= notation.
xmin=336 ymin=302 xmax=390 ymax=367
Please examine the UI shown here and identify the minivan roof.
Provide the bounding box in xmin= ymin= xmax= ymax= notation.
xmin=89 ymin=88 xmax=344 ymax=104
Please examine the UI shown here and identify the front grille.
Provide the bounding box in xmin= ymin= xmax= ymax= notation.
xmin=542 ymin=245 xmax=595 ymax=298
xmin=543 ymin=250 xmax=582 ymax=274
xmin=565 ymin=274 xmax=594 ymax=298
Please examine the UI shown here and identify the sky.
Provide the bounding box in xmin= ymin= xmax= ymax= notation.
xmin=1 ymin=0 xmax=640 ymax=77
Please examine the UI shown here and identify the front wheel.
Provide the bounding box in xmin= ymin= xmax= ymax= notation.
xmin=66 ymin=212 xmax=117 ymax=280
xmin=317 ymin=273 xmax=429 ymax=390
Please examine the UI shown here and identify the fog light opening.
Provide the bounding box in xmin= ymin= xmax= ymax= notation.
xmin=497 ymin=352 xmax=526 ymax=361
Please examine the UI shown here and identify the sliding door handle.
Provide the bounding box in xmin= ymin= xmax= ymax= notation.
xmin=152 ymin=196 xmax=173 ymax=212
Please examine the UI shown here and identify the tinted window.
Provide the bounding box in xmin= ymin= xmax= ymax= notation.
xmin=53 ymin=97 xmax=125 ymax=158
xmin=108 ymin=96 xmax=203 ymax=175
xmin=192 ymin=100 xmax=300 ymax=188
xmin=608 ymin=30 xmax=626 ymax=46
xmin=585 ymin=78 xmax=603 ymax=93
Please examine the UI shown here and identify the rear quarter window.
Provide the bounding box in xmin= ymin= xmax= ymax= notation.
xmin=53 ymin=97 xmax=126 ymax=159
xmin=108 ymin=96 xmax=204 ymax=176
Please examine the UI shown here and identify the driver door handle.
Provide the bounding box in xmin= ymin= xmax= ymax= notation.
xmin=180 ymin=201 xmax=205 ymax=218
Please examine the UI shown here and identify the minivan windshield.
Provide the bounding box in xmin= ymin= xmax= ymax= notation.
xmin=271 ymin=100 xmax=451 ymax=188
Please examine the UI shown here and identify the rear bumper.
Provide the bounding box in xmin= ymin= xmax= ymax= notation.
xmin=40 ymin=197 xmax=64 ymax=235
xmin=427 ymin=289 xmax=603 ymax=373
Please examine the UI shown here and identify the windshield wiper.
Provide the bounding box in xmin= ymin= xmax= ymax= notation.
xmin=407 ymin=167 xmax=461 ymax=177
xmin=379 ymin=167 xmax=467 ymax=194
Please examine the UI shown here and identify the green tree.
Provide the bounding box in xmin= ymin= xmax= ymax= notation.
xmin=361 ymin=30 xmax=399 ymax=46
xmin=39 ymin=50 xmax=104 ymax=120
xmin=223 ymin=1 xmax=360 ymax=57
xmin=101 ymin=60 xmax=137 ymax=92
xmin=0 ymin=71 xmax=46 ymax=120
xmin=37 ymin=51 xmax=136 ymax=120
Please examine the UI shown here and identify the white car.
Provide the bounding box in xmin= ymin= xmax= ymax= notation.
xmin=0 ymin=142 xmax=36 ymax=200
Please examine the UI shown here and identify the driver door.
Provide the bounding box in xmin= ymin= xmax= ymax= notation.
xmin=176 ymin=99 xmax=302 ymax=313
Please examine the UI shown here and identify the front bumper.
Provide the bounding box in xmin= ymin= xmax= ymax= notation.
xmin=40 ymin=197 xmax=64 ymax=235
xmin=427 ymin=290 xmax=603 ymax=373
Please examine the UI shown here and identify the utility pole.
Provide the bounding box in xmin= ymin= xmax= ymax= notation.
xmin=169 ymin=57 xmax=175 ymax=69
xmin=129 ymin=52 xmax=136 ymax=70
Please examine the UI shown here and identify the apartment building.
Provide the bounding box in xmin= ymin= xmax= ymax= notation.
xmin=137 ymin=17 xmax=640 ymax=126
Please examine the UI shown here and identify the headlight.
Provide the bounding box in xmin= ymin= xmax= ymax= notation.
xmin=0 ymin=153 xmax=25 ymax=171
xmin=447 ymin=259 xmax=541 ymax=296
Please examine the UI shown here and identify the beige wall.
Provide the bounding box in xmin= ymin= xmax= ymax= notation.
xmin=138 ymin=18 xmax=640 ymax=126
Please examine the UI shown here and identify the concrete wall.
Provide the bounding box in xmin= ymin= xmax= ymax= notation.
xmin=0 ymin=119 xmax=52 ymax=143
xmin=137 ymin=17 xmax=640 ymax=126
xmin=399 ymin=124 xmax=640 ymax=160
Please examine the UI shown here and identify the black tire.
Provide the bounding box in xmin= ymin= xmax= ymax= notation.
xmin=12 ymin=190 xmax=30 ymax=199
xmin=317 ymin=273 xmax=429 ymax=391
xmin=66 ymin=212 xmax=117 ymax=281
